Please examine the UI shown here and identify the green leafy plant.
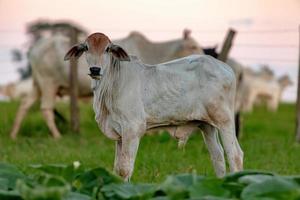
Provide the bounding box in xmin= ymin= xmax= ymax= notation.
xmin=0 ymin=162 xmax=299 ymax=200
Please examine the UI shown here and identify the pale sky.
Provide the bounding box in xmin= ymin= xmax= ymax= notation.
xmin=0 ymin=0 xmax=299 ymax=101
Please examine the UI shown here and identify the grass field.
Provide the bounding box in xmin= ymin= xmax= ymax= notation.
xmin=0 ymin=101 xmax=299 ymax=183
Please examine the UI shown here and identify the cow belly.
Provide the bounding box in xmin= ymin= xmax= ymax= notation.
xmin=143 ymin=78 xmax=229 ymax=129
xmin=144 ymin=88 xmax=212 ymax=128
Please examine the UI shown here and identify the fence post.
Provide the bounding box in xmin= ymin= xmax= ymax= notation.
xmin=69 ymin=27 xmax=80 ymax=133
xmin=217 ymin=29 xmax=241 ymax=138
xmin=218 ymin=29 xmax=241 ymax=138
xmin=296 ymin=25 xmax=300 ymax=142
xmin=218 ymin=29 xmax=236 ymax=62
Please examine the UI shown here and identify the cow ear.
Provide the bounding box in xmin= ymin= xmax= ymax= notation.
xmin=107 ymin=44 xmax=130 ymax=61
xmin=213 ymin=44 xmax=218 ymax=50
xmin=64 ymin=44 xmax=87 ymax=61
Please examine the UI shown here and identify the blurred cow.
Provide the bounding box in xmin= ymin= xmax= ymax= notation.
xmin=0 ymin=79 xmax=33 ymax=100
xmin=10 ymin=30 xmax=204 ymax=139
xmin=241 ymin=72 xmax=293 ymax=112
xmin=243 ymin=65 xmax=274 ymax=81
xmin=114 ymin=29 xmax=204 ymax=64
xmin=10 ymin=35 xmax=92 ymax=139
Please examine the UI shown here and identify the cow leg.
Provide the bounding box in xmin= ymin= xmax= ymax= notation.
xmin=113 ymin=140 xmax=122 ymax=175
xmin=10 ymin=87 xmax=38 ymax=139
xmin=117 ymin=136 xmax=140 ymax=182
xmin=40 ymin=83 xmax=61 ymax=139
xmin=219 ymin=121 xmax=243 ymax=172
xmin=200 ymin=123 xmax=226 ymax=177
xmin=235 ymin=112 xmax=241 ymax=138
xmin=54 ymin=109 xmax=67 ymax=123
xmin=243 ymin=92 xmax=256 ymax=112
xmin=42 ymin=109 xmax=61 ymax=139
xmin=267 ymin=97 xmax=278 ymax=112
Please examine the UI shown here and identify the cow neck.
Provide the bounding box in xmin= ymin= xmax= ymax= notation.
xmin=93 ymin=54 xmax=121 ymax=125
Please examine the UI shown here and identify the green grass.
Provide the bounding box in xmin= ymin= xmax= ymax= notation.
xmin=0 ymin=101 xmax=299 ymax=182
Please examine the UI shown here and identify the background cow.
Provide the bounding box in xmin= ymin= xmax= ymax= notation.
xmin=241 ymin=73 xmax=293 ymax=112
xmin=114 ymin=29 xmax=204 ymax=64
xmin=0 ymin=78 xmax=33 ymax=100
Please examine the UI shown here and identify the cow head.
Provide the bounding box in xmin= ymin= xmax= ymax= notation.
xmin=203 ymin=46 xmax=219 ymax=58
xmin=173 ymin=29 xmax=204 ymax=58
xmin=64 ymin=32 xmax=130 ymax=79
xmin=278 ymin=75 xmax=293 ymax=89
xmin=258 ymin=65 xmax=274 ymax=81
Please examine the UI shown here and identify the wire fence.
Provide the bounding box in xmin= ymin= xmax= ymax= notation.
xmin=0 ymin=27 xmax=298 ymax=102
xmin=0 ymin=28 xmax=298 ymax=70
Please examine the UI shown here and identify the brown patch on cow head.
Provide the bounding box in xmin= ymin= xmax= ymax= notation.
xmin=85 ymin=32 xmax=111 ymax=55
xmin=64 ymin=32 xmax=111 ymax=61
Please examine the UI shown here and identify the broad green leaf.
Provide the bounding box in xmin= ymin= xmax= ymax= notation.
xmin=157 ymin=173 xmax=204 ymax=199
xmin=16 ymin=175 xmax=71 ymax=200
xmin=0 ymin=178 xmax=9 ymax=190
xmin=150 ymin=197 xmax=171 ymax=200
xmin=241 ymin=176 xmax=300 ymax=200
xmin=222 ymin=181 xmax=244 ymax=198
xmin=0 ymin=163 xmax=26 ymax=190
xmin=238 ymin=174 xmax=274 ymax=185
xmin=189 ymin=177 xmax=231 ymax=198
xmin=188 ymin=197 xmax=233 ymax=200
xmin=283 ymin=175 xmax=300 ymax=185
xmin=63 ymin=192 xmax=91 ymax=200
xmin=30 ymin=164 xmax=68 ymax=174
xmin=0 ymin=189 xmax=22 ymax=200
xmin=30 ymin=162 xmax=84 ymax=183
xmin=224 ymin=171 xmax=274 ymax=183
xmin=223 ymin=171 xmax=274 ymax=198
xmin=101 ymin=183 xmax=156 ymax=200
xmin=73 ymin=167 xmax=121 ymax=196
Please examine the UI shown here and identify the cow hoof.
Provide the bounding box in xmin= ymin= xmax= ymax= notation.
xmin=10 ymin=135 xmax=17 ymax=140
xmin=178 ymin=140 xmax=186 ymax=149
xmin=53 ymin=134 xmax=62 ymax=139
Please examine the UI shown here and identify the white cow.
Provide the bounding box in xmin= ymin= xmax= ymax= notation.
xmin=65 ymin=33 xmax=243 ymax=181
xmin=114 ymin=30 xmax=204 ymax=64
xmin=241 ymin=73 xmax=292 ymax=112
xmin=10 ymin=31 xmax=204 ymax=139
xmin=0 ymin=78 xmax=33 ymax=100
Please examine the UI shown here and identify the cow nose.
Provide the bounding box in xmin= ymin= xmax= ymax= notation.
xmin=89 ymin=66 xmax=101 ymax=76
xmin=89 ymin=66 xmax=102 ymax=79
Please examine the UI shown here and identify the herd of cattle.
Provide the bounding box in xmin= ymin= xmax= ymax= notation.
xmin=0 ymin=30 xmax=292 ymax=180
xmin=0 ymin=30 xmax=292 ymax=138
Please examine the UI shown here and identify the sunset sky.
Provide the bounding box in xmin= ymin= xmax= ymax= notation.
xmin=0 ymin=0 xmax=299 ymax=101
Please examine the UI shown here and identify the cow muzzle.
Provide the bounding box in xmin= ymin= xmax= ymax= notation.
xmin=89 ymin=66 xmax=102 ymax=80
